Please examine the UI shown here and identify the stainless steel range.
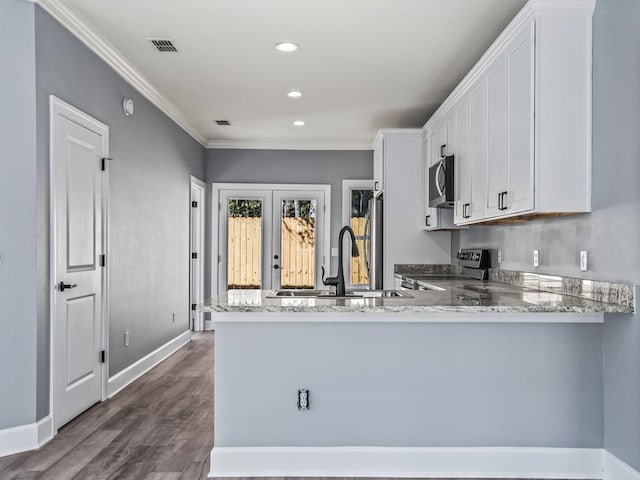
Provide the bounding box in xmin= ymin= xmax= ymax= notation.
xmin=456 ymin=248 xmax=490 ymax=280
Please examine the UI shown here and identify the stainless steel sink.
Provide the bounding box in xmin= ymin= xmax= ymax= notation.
xmin=266 ymin=289 xmax=412 ymax=299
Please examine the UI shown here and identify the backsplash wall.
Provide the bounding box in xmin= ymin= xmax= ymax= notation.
xmin=453 ymin=0 xmax=640 ymax=469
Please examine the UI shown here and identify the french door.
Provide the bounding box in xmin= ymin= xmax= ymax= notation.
xmin=217 ymin=185 xmax=328 ymax=294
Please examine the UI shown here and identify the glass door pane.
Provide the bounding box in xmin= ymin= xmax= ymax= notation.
xmin=227 ymin=199 xmax=263 ymax=289
xmin=272 ymin=191 xmax=326 ymax=289
xmin=349 ymin=189 xmax=371 ymax=286
xmin=218 ymin=189 xmax=272 ymax=293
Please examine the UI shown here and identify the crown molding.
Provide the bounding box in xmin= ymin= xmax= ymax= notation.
xmin=35 ymin=0 xmax=208 ymax=146
xmin=206 ymin=139 xmax=373 ymax=151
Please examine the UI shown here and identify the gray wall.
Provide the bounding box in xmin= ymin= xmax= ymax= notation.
xmin=0 ymin=0 xmax=38 ymax=430
xmin=34 ymin=7 xmax=205 ymax=418
xmin=205 ymin=149 xmax=373 ymax=295
xmin=454 ymin=0 xmax=640 ymax=469
xmin=215 ymin=320 xmax=602 ymax=447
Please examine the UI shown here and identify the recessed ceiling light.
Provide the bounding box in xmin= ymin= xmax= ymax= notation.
xmin=287 ymin=91 xmax=302 ymax=98
xmin=293 ymin=120 xmax=306 ymax=127
xmin=275 ymin=42 xmax=299 ymax=52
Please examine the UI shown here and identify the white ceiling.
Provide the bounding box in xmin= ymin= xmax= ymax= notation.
xmin=56 ymin=0 xmax=527 ymax=149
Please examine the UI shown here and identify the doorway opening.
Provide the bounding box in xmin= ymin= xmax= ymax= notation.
xmin=212 ymin=184 xmax=330 ymax=294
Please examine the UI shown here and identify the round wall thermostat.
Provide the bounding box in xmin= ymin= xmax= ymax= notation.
xmin=123 ymin=97 xmax=135 ymax=116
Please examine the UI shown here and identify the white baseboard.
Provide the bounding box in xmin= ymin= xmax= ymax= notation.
xmin=605 ymin=451 xmax=640 ymax=480
xmin=108 ymin=330 xmax=191 ymax=397
xmin=209 ymin=446 xmax=603 ymax=478
xmin=0 ymin=415 xmax=52 ymax=457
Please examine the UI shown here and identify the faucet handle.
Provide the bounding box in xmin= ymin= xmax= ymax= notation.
xmin=321 ymin=266 xmax=338 ymax=286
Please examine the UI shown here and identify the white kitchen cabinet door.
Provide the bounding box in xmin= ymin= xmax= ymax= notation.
xmin=373 ymin=134 xmax=384 ymax=195
xmin=423 ymin=132 xmax=440 ymax=230
xmin=453 ymin=96 xmax=471 ymax=224
xmin=505 ymin=21 xmax=534 ymax=214
xmin=484 ymin=51 xmax=509 ymax=218
xmin=468 ymin=79 xmax=486 ymax=222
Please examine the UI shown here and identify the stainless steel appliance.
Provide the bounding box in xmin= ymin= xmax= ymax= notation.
xmin=428 ymin=149 xmax=455 ymax=208
xmin=364 ymin=192 xmax=383 ymax=290
xmin=400 ymin=248 xmax=491 ymax=290
xmin=456 ymin=248 xmax=490 ymax=280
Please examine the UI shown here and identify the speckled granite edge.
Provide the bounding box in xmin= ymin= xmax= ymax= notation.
xmin=394 ymin=264 xmax=460 ymax=275
xmin=489 ymin=269 xmax=635 ymax=308
xmin=203 ymin=304 xmax=626 ymax=314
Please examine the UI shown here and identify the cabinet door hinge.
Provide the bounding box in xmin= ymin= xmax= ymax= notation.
xmin=191 ymin=303 xmax=197 ymax=311
xmin=99 ymin=254 xmax=106 ymax=267
xmin=191 ymin=252 xmax=198 ymax=259
xmin=192 ymin=201 xmax=198 ymax=208
xmin=100 ymin=350 xmax=106 ymax=363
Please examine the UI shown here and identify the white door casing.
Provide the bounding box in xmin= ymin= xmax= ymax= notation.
xmin=190 ymin=177 xmax=206 ymax=331
xmin=213 ymin=184 xmax=330 ymax=295
xmin=50 ymin=96 xmax=109 ymax=431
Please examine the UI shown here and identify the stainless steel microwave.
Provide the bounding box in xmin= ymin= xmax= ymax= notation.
xmin=428 ymin=155 xmax=455 ymax=208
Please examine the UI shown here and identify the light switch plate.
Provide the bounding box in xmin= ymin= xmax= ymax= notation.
xmin=580 ymin=251 xmax=588 ymax=271
xmin=124 ymin=331 xmax=130 ymax=347
xmin=533 ymin=250 xmax=540 ymax=268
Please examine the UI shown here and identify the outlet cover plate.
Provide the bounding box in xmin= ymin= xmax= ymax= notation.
xmin=580 ymin=251 xmax=588 ymax=271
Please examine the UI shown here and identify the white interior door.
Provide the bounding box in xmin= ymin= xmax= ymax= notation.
xmin=190 ymin=177 xmax=205 ymax=331
xmin=272 ymin=190 xmax=326 ymax=289
xmin=218 ymin=189 xmax=273 ymax=293
xmin=52 ymin=98 xmax=107 ymax=430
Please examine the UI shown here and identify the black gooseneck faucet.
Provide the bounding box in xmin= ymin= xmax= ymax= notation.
xmin=322 ymin=225 xmax=360 ymax=297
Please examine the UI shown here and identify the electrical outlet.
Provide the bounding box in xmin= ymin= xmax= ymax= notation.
xmin=297 ymin=389 xmax=309 ymax=410
xmin=580 ymin=251 xmax=588 ymax=271
xmin=124 ymin=331 xmax=130 ymax=347
xmin=533 ymin=250 xmax=540 ymax=268
xmin=497 ymin=249 xmax=503 ymax=264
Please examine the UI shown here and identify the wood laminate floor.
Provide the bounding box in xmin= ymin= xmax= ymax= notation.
xmin=0 ymin=332 xmax=214 ymax=480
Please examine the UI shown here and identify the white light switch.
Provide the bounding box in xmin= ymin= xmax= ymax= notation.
xmin=533 ymin=250 xmax=540 ymax=268
xmin=580 ymin=251 xmax=588 ymax=271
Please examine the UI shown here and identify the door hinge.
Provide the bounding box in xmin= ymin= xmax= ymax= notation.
xmin=100 ymin=350 xmax=106 ymax=363
xmin=101 ymin=157 xmax=113 ymax=171
xmin=191 ymin=303 xmax=197 ymax=311
xmin=192 ymin=252 xmax=198 ymax=259
xmin=99 ymin=254 xmax=106 ymax=267
xmin=192 ymin=201 xmax=198 ymax=208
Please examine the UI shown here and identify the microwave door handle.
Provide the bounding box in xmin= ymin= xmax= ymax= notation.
xmin=435 ymin=161 xmax=446 ymax=197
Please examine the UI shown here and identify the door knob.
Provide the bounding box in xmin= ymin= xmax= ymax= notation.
xmin=59 ymin=281 xmax=77 ymax=292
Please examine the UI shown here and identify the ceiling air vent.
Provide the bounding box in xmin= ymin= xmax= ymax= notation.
xmin=215 ymin=120 xmax=231 ymax=126
xmin=148 ymin=38 xmax=178 ymax=52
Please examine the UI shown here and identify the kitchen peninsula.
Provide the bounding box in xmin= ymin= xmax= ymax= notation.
xmin=203 ymin=271 xmax=633 ymax=478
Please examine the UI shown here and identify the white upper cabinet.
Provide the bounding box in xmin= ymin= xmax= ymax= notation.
xmin=424 ymin=0 xmax=594 ymax=225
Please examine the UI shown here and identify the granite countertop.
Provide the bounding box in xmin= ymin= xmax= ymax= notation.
xmin=200 ymin=272 xmax=634 ymax=314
